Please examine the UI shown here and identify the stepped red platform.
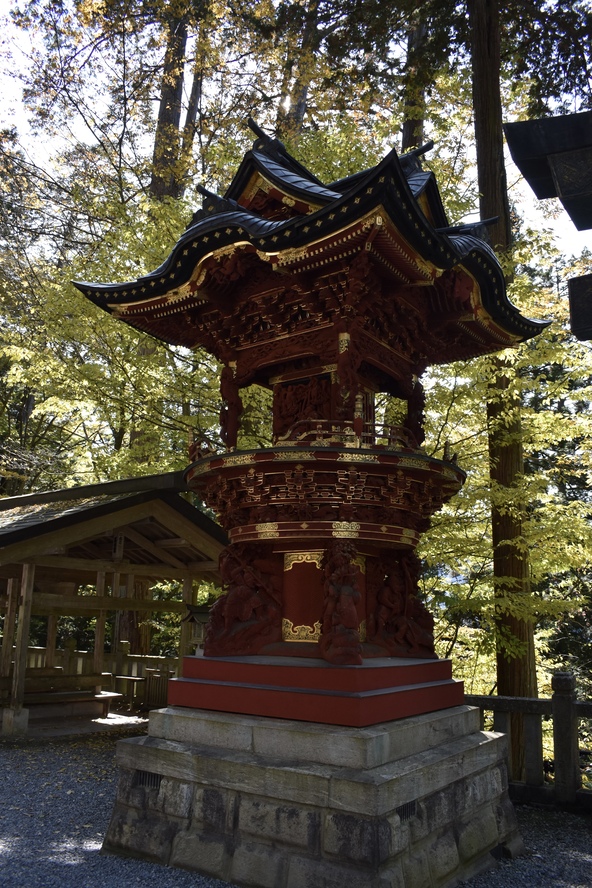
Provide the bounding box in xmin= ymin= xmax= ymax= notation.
xmin=167 ymin=655 xmax=464 ymax=727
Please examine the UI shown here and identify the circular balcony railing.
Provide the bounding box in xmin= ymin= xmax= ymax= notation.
xmin=273 ymin=419 xmax=418 ymax=451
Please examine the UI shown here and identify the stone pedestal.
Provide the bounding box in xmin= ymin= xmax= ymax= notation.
xmin=104 ymin=704 xmax=522 ymax=888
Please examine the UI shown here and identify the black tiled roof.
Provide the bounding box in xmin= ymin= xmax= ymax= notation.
xmin=73 ymin=125 xmax=550 ymax=346
xmin=0 ymin=478 xmax=226 ymax=551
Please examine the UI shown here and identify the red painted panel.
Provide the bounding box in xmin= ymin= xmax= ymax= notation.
xmin=180 ymin=655 xmax=453 ymax=692
xmin=167 ymin=674 xmax=464 ymax=727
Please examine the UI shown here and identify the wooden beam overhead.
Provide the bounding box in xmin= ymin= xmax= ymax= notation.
xmin=0 ymin=501 xmax=162 ymax=566
xmin=156 ymin=538 xmax=190 ymax=548
xmin=147 ymin=500 xmax=226 ymax=561
xmin=23 ymin=555 xmax=218 ymax=580
xmin=116 ymin=525 xmax=186 ymax=569
xmin=30 ymin=592 xmax=187 ymax=614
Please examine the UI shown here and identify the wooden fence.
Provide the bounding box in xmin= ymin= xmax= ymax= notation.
xmin=17 ymin=648 xmax=592 ymax=808
xmin=466 ymin=672 xmax=592 ymax=810
xmin=22 ymin=643 xmax=178 ymax=709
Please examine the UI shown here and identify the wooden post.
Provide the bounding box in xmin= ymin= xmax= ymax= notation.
xmin=11 ymin=564 xmax=35 ymax=707
xmin=524 ymin=712 xmax=544 ymax=787
xmin=493 ymin=708 xmax=512 ymax=778
xmin=116 ymin=640 xmax=130 ymax=677
xmin=94 ymin=613 xmax=107 ymax=675
xmin=552 ymin=672 xmax=580 ymax=806
xmin=62 ymin=637 xmax=77 ymax=673
xmin=0 ymin=578 xmax=19 ymax=678
xmin=112 ymin=570 xmax=122 ymax=647
xmin=93 ymin=572 xmax=107 ymax=676
xmin=179 ymin=577 xmax=194 ymax=658
xmin=45 ymin=615 xmax=58 ymax=668
xmin=2 ymin=564 xmax=35 ymax=735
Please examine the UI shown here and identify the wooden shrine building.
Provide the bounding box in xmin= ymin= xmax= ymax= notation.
xmin=0 ymin=472 xmax=226 ymax=733
xmin=75 ymin=120 xmax=548 ymax=690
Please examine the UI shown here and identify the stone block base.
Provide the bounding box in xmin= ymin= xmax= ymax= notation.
xmin=103 ymin=705 xmax=522 ymax=887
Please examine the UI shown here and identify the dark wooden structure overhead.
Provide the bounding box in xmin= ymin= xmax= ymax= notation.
xmin=504 ymin=110 xmax=592 ymax=231
xmin=504 ymin=110 xmax=592 ymax=341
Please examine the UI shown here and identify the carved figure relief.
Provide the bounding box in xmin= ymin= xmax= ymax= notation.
xmin=367 ymin=551 xmax=436 ymax=658
xmin=204 ymin=544 xmax=282 ymax=656
xmin=273 ymin=376 xmax=332 ymax=440
xmin=319 ymin=541 xmax=363 ymax=665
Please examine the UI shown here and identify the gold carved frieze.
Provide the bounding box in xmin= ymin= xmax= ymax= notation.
xmin=274 ymin=451 xmax=317 ymax=461
xmin=284 ymin=552 xmax=323 ymax=571
xmin=332 ymin=521 xmax=361 ymax=539
xmin=336 ymin=452 xmax=378 ymax=463
xmin=256 ymin=522 xmax=279 ymax=539
xmin=282 ymin=618 xmax=321 ymax=642
xmin=220 ymin=454 xmax=258 ymax=468
xmin=398 ymin=457 xmax=431 ymax=470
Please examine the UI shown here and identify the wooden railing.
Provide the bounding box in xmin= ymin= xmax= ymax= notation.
xmin=274 ymin=419 xmax=418 ymax=451
xmin=23 ymin=644 xmax=179 ymax=678
xmin=19 ymin=644 xmax=179 ymax=708
xmin=466 ymin=672 xmax=592 ymax=810
xmin=16 ymin=648 xmax=592 ymax=805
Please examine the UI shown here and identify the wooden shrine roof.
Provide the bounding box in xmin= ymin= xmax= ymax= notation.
xmin=75 ymin=122 xmax=549 ymax=368
xmin=0 ymin=474 xmax=227 ymax=610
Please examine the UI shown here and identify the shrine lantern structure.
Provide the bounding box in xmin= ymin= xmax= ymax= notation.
xmin=76 ymin=121 xmax=548 ymax=726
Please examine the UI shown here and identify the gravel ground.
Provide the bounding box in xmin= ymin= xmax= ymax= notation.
xmin=0 ymin=728 xmax=234 ymax=888
xmin=0 ymin=727 xmax=590 ymax=888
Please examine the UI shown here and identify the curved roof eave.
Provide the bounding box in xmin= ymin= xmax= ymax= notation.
xmin=74 ymin=147 xmax=465 ymax=307
xmin=73 ymin=146 xmax=548 ymax=345
xmin=450 ymin=233 xmax=551 ymax=341
xmin=225 ymin=147 xmax=341 ymax=206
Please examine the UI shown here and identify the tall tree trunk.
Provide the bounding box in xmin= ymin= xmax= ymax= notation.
xmin=179 ymin=47 xmax=204 ymax=183
xmin=468 ymin=0 xmax=537 ymax=780
xmin=276 ymin=0 xmax=319 ymax=140
xmin=401 ymin=23 xmax=428 ymax=152
xmin=149 ymin=14 xmax=189 ymax=200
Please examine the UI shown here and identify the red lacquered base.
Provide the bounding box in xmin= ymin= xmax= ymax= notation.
xmin=167 ymin=655 xmax=464 ymax=727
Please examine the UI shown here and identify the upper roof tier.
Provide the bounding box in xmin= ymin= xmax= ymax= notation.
xmin=74 ymin=123 xmax=549 ymax=376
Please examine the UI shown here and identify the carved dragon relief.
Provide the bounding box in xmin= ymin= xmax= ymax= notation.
xmin=319 ymin=541 xmax=364 ymax=666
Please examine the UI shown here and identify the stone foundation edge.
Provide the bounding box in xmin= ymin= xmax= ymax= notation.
xmin=102 ymin=706 xmax=523 ymax=888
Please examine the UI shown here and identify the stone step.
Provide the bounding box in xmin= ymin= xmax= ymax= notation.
xmin=149 ymin=704 xmax=481 ymax=769
xmin=105 ymin=707 xmax=520 ymax=887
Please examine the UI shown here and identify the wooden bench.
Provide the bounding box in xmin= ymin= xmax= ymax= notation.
xmin=0 ymin=671 xmax=123 ymax=718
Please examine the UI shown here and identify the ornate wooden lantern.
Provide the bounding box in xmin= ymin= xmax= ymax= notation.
xmin=76 ymin=122 xmax=548 ymax=724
